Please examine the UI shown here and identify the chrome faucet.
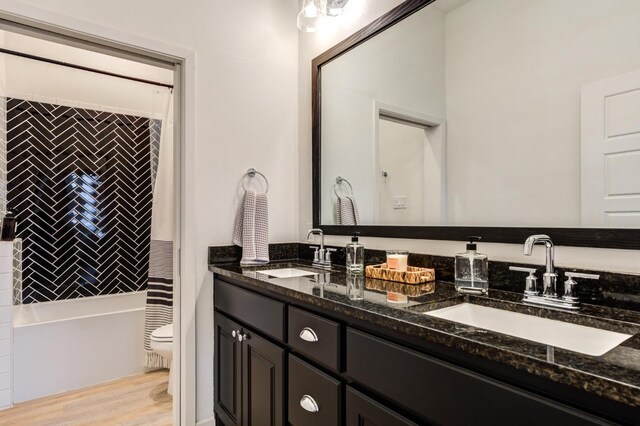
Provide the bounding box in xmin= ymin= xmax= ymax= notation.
xmin=523 ymin=234 xmax=557 ymax=297
xmin=511 ymin=235 xmax=600 ymax=310
xmin=307 ymin=228 xmax=334 ymax=269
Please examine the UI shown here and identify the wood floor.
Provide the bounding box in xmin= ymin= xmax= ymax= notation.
xmin=0 ymin=370 xmax=172 ymax=426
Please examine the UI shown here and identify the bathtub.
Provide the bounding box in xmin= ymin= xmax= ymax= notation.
xmin=12 ymin=291 xmax=147 ymax=403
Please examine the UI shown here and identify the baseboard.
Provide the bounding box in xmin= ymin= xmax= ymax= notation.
xmin=196 ymin=415 xmax=216 ymax=426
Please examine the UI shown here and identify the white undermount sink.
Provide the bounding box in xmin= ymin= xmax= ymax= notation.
xmin=424 ymin=303 xmax=632 ymax=356
xmin=256 ymin=268 xmax=319 ymax=278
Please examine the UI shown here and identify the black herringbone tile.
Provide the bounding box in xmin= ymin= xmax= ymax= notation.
xmin=7 ymin=98 xmax=154 ymax=303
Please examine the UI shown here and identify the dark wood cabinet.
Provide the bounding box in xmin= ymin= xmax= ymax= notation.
xmin=215 ymin=279 xmax=286 ymax=341
xmin=214 ymin=311 xmax=285 ymax=426
xmin=346 ymin=328 xmax=607 ymax=426
xmin=213 ymin=276 xmax=615 ymax=426
xmin=242 ymin=329 xmax=285 ymax=426
xmin=346 ymin=387 xmax=417 ymax=426
xmin=214 ymin=312 xmax=242 ymax=426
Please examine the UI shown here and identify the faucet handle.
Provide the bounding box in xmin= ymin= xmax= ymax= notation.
xmin=563 ymin=272 xmax=600 ymax=301
xmin=324 ymin=248 xmax=337 ymax=263
xmin=509 ymin=266 xmax=536 ymax=273
xmin=565 ymin=272 xmax=600 ymax=280
xmin=309 ymin=245 xmax=320 ymax=262
xmin=509 ymin=266 xmax=538 ymax=295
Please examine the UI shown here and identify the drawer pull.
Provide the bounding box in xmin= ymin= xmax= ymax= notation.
xmin=300 ymin=395 xmax=319 ymax=413
xmin=299 ymin=327 xmax=319 ymax=343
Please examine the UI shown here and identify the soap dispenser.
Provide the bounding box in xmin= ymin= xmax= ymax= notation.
xmin=1 ymin=208 xmax=17 ymax=241
xmin=346 ymin=232 xmax=364 ymax=274
xmin=455 ymin=236 xmax=488 ymax=294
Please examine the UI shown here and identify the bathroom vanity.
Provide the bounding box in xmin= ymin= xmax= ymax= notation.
xmin=212 ymin=0 xmax=640 ymax=423
xmin=210 ymin=261 xmax=640 ymax=425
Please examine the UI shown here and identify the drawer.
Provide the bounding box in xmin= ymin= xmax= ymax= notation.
xmin=288 ymin=306 xmax=341 ymax=371
xmin=346 ymin=387 xmax=417 ymax=426
xmin=346 ymin=328 xmax=605 ymax=426
xmin=214 ymin=279 xmax=285 ymax=341
xmin=288 ymin=355 xmax=341 ymax=426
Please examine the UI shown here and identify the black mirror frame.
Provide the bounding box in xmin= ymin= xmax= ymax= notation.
xmin=312 ymin=0 xmax=640 ymax=250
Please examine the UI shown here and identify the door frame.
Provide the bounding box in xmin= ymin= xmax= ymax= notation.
xmin=0 ymin=3 xmax=197 ymax=424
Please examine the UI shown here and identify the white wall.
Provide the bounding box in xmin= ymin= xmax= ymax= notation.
xmin=320 ymin=5 xmax=445 ymax=224
xmin=2 ymin=31 xmax=172 ymax=117
xmin=0 ymin=0 xmax=300 ymax=424
xmin=299 ymin=0 xmax=640 ymax=275
xmin=444 ymin=0 xmax=640 ymax=226
xmin=0 ymin=242 xmax=13 ymax=410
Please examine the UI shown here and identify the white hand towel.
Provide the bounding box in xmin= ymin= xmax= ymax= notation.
xmin=338 ymin=195 xmax=360 ymax=225
xmin=233 ymin=190 xmax=269 ymax=265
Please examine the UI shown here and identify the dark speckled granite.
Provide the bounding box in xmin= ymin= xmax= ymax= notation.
xmin=296 ymin=243 xmax=640 ymax=312
xmin=490 ymin=261 xmax=640 ymax=312
xmin=210 ymin=259 xmax=640 ymax=409
xmin=208 ymin=243 xmax=299 ymax=264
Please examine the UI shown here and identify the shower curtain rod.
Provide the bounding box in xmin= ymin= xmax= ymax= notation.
xmin=0 ymin=47 xmax=174 ymax=89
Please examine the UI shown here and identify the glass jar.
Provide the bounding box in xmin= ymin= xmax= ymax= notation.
xmin=386 ymin=250 xmax=409 ymax=272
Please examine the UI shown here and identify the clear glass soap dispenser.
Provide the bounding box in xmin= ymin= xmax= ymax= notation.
xmin=346 ymin=233 xmax=364 ymax=274
xmin=455 ymin=236 xmax=489 ymax=294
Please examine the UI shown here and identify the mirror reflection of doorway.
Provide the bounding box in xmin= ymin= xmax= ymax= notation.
xmin=375 ymin=104 xmax=447 ymax=225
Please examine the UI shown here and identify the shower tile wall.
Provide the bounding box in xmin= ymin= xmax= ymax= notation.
xmin=6 ymin=98 xmax=153 ymax=303
xmin=0 ymin=96 xmax=6 ymax=216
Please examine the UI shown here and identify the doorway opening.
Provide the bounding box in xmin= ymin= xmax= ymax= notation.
xmin=374 ymin=102 xmax=447 ymax=225
xmin=0 ymin=18 xmax=185 ymax=425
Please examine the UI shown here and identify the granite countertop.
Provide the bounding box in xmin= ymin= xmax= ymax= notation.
xmin=209 ymin=260 xmax=640 ymax=408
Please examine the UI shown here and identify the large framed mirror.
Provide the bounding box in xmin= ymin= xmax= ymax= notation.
xmin=312 ymin=0 xmax=640 ymax=249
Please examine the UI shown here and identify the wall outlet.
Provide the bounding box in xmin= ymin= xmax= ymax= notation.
xmin=393 ymin=196 xmax=407 ymax=209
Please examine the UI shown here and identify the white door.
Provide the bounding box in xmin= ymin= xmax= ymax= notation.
xmin=581 ymin=69 xmax=640 ymax=227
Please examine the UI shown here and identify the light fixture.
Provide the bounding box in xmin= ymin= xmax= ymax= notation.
xmin=297 ymin=0 xmax=323 ymax=33
xmin=297 ymin=0 xmax=351 ymax=32
xmin=325 ymin=0 xmax=350 ymax=17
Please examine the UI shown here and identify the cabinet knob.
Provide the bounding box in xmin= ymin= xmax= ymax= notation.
xmin=300 ymin=395 xmax=319 ymax=413
xmin=237 ymin=332 xmax=249 ymax=342
xmin=231 ymin=330 xmax=237 ymax=338
xmin=299 ymin=327 xmax=319 ymax=343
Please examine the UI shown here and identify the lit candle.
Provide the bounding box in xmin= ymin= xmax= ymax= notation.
xmin=386 ymin=250 xmax=409 ymax=272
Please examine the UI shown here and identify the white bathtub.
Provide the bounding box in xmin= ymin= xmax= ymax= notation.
xmin=12 ymin=291 xmax=147 ymax=403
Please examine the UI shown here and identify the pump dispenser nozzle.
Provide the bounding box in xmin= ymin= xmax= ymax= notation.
xmin=466 ymin=236 xmax=482 ymax=251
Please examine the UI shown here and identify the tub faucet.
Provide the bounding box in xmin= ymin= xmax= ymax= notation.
xmin=523 ymin=234 xmax=557 ymax=297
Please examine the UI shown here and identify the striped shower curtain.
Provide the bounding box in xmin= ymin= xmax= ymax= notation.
xmin=143 ymin=90 xmax=174 ymax=368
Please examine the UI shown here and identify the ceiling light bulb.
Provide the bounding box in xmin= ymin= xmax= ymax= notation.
xmin=303 ymin=2 xmax=318 ymax=17
xmin=325 ymin=0 xmax=350 ymax=17
xmin=297 ymin=0 xmax=324 ymax=32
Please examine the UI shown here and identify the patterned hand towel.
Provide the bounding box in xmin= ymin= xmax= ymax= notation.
xmin=233 ymin=190 xmax=269 ymax=265
xmin=337 ymin=195 xmax=360 ymax=225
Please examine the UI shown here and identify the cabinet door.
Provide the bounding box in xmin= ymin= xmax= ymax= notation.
xmin=242 ymin=329 xmax=285 ymax=426
xmin=347 ymin=328 xmax=607 ymax=426
xmin=346 ymin=387 xmax=417 ymax=426
xmin=215 ymin=312 xmax=243 ymax=426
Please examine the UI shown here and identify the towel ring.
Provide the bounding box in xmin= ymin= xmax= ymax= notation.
xmin=333 ymin=176 xmax=353 ymax=197
xmin=242 ymin=168 xmax=269 ymax=194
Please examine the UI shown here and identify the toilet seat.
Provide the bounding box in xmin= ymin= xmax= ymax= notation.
xmin=150 ymin=323 xmax=174 ymax=396
xmin=151 ymin=324 xmax=173 ymax=342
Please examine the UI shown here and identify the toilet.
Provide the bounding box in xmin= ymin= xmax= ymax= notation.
xmin=150 ymin=323 xmax=174 ymax=395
